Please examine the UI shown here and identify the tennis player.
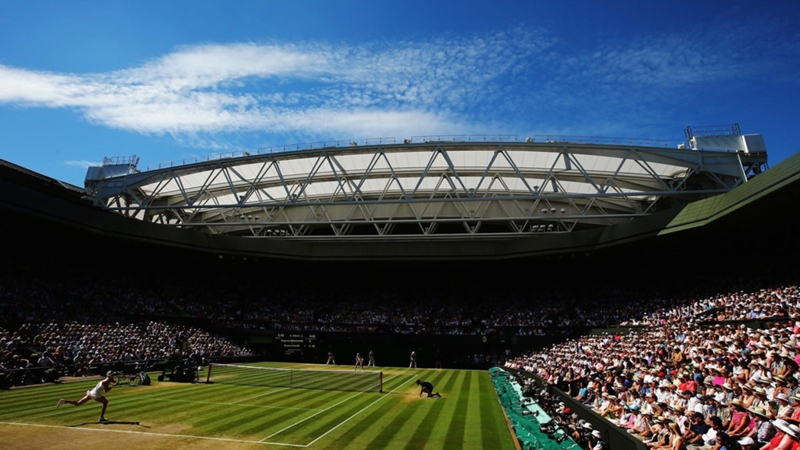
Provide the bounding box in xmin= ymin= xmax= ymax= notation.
xmin=354 ymin=352 xmax=365 ymax=372
xmin=57 ymin=370 xmax=118 ymax=422
xmin=417 ymin=379 xmax=442 ymax=398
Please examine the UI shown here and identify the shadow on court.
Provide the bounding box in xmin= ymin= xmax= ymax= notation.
xmin=67 ymin=420 xmax=150 ymax=428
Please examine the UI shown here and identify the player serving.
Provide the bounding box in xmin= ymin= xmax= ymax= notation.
xmin=57 ymin=370 xmax=118 ymax=422
xmin=417 ymin=379 xmax=442 ymax=398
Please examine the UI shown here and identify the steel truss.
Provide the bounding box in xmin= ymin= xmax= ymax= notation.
xmin=85 ymin=141 xmax=760 ymax=238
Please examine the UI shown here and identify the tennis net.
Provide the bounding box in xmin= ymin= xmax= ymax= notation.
xmin=206 ymin=363 xmax=383 ymax=392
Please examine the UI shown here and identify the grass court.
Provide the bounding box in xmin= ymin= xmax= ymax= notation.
xmin=0 ymin=362 xmax=516 ymax=449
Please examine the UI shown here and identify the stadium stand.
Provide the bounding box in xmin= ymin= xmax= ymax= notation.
xmin=502 ymin=278 xmax=800 ymax=449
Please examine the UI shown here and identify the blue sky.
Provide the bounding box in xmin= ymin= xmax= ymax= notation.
xmin=1 ymin=0 xmax=798 ymax=186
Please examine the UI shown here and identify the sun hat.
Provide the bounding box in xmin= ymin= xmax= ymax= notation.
xmin=774 ymin=419 xmax=794 ymax=436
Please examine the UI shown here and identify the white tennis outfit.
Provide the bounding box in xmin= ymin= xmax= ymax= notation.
xmin=87 ymin=380 xmax=106 ymax=399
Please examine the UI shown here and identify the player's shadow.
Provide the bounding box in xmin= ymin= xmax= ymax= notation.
xmin=67 ymin=420 xmax=150 ymax=428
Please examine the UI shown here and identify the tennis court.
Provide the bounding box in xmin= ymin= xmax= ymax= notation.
xmin=0 ymin=363 xmax=516 ymax=449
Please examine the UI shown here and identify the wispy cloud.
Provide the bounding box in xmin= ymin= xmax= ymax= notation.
xmin=0 ymin=23 xmax=796 ymax=145
xmin=0 ymin=30 xmax=550 ymax=138
xmin=63 ymin=160 xmax=102 ymax=168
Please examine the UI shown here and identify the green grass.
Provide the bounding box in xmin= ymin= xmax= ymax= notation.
xmin=0 ymin=363 xmax=516 ymax=449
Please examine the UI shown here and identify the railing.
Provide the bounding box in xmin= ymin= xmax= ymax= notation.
xmin=532 ymin=134 xmax=669 ymax=146
xmin=147 ymin=150 xmax=254 ymax=170
xmin=103 ymin=155 xmax=140 ymax=167
xmin=145 ymin=135 xmax=515 ymax=170
xmin=410 ymin=134 xmax=517 ymax=143
xmin=146 ymin=140 xmax=353 ymax=170
xmin=364 ymin=137 xmax=396 ymax=145
xmin=257 ymin=139 xmax=354 ymax=154
xmin=143 ymin=133 xmax=669 ymax=172
xmin=685 ymin=123 xmax=740 ymax=139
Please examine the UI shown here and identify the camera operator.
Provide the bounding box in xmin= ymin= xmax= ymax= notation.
xmin=587 ymin=429 xmax=607 ymax=450
xmin=571 ymin=422 xmax=594 ymax=448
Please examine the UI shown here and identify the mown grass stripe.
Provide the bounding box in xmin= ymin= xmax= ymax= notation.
xmin=81 ymin=384 xmax=236 ymax=419
xmin=295 ymin=395 xmax=388 ymax=442
xmin=199 ymin=386 xmax=357 ymax=438
xmin=188 ymin=386 xmax=318 ymax=430
xmin=234 ymin=374 xmax=400 ymax=442
xmin=348 ymin=370 xmax=453 ymax=448
xmin=3 ymin=383 xmax=209 ymax=421
xmin=191 ymin=391 xmax=326 ymax=434
xmin=443 ymin=370 xmax=472 ymax=449
xmin=0 ymin=382 xmax=106 ymax=410
xmin=325 ymin=392 xmax=402 ymax=448
xmin=481 ymin=371 xmax=516 ymax=450
xmin=66 ymin=384 xmax=246 ymax=424
xmin=421 ymin=370 xmax=469 ymax=450
xmin=359 ymin=389 xmax=422 ymax=447
xmin=401 ymin=370 xmax=460 ymax=450
xmin=151 ymin=397 xmax=319 ymax=411
xmin=303 ymin=375 xmax=418 ymax=447
xmin=0 ymin=421 xmax=305 ymax=447
xmin=258 ymin=380 xmax=389 ymax=442
xmin=256 ymin=374 xmax=408 ymax=445
xmin=463 ymin=371 xmax=483 ymax=449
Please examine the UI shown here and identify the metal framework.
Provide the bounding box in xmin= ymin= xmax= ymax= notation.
xmin=84 ymin=139 xmax=765 ymax=238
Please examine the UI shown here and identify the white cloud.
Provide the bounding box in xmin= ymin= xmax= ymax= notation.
xmin=0 ymin=23 xmax=796 ymax=145
xmin=0 ymin=29 xmax=553 ymax=138
xmin=63 ymin=160 xmax=102 ymax=168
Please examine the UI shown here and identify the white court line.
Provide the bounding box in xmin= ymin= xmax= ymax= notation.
xmin=259 ymin=374 xmax=401 ymax=443
xmin=304 ymin=374 xmax=417 ymax=447
xmin=0 ymin=421 xmax=304 ymax=447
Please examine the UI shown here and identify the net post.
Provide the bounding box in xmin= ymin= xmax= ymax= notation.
xmin=379 ymin=371 xmax=383 ymax=393
xmin=206 ymin=363 xmax=213 ymax=383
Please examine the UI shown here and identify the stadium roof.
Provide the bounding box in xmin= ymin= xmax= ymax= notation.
xmin=85 ymin=134 xmax=765 ymax=239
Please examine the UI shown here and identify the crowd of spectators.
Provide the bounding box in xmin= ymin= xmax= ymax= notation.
xmin=8 ymin=259 xmax=796 ymax=337
xmin=0 ymin=321 xmax=252 ymax=388
xmin=621 ymin=285 xmax=800 ymax=326
xmin=505 ymin=281 xmax=800 ymax=449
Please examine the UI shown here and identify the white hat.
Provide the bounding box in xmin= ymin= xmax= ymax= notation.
xmin=774 ymin=419 xmax=794 ymax=436
xmin=739 ymin=437 xmax=755 ymax=446
xmin=592 ymin=430 xmax=601 ymax=438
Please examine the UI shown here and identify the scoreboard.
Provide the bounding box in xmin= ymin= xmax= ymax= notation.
xmin=274 ymin=333 xmax=317 ymax=356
